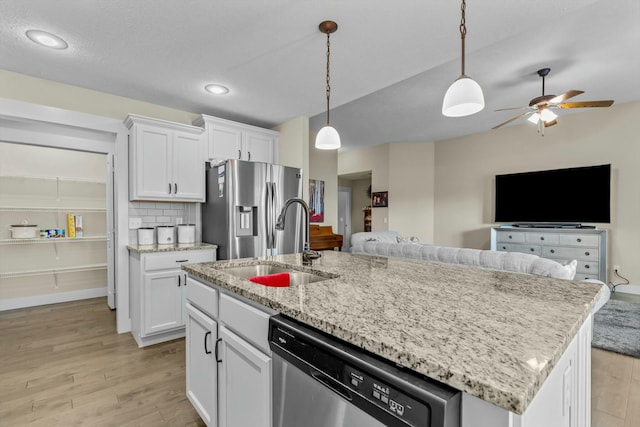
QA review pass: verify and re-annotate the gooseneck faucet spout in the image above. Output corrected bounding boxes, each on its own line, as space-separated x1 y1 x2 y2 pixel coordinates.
276 198 320 265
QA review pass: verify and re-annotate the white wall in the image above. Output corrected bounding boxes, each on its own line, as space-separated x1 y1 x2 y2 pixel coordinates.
434 101 640 285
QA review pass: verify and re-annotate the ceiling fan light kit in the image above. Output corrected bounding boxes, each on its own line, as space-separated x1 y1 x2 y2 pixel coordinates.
493 67 614 135
442 0 485 117
315 20 341 150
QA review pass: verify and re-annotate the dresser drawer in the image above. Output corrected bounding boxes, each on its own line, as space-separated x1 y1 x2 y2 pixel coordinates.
524 233 560 244
573 272 600 282
144 250 215 271
496 243 542 256
575 261 599 275
543 246 599 261
495 231 525 243
558 234 599 247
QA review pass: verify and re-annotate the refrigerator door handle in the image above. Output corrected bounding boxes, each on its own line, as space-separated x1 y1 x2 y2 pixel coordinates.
270 181 277 250
265 182 273 249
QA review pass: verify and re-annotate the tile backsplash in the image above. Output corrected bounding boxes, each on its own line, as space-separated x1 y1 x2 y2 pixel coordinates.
128 201 199 244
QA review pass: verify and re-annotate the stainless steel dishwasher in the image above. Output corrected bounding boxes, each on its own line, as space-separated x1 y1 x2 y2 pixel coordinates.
269 315 461 427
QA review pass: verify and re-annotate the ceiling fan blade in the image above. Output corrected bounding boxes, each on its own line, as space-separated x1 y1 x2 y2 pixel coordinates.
492 112 532 130
549 90 584 104
557 100 614 109
495 106 529 112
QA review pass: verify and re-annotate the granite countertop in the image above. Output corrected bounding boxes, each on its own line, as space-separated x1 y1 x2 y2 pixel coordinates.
127 242 217 254
183 251 602 415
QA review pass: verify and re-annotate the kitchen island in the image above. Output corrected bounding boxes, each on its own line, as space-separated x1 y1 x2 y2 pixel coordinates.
183 251 603 425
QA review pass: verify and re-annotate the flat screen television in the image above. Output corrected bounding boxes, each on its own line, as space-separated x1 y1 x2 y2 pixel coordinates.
495 164 611 225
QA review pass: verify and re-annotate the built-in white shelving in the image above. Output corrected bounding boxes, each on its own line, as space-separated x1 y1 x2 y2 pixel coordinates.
0 236 107 245
0 264 108 279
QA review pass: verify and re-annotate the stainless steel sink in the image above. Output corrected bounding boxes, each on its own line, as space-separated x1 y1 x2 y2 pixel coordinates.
218 263 335 285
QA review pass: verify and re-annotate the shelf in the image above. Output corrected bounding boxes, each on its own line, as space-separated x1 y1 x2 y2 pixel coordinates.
0 206 106 212
0 175 105 185
0 236 108 245
0 264 108 279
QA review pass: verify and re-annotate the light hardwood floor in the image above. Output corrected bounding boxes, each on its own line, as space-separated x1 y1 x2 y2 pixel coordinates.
0 298 205 427
1 297 638 426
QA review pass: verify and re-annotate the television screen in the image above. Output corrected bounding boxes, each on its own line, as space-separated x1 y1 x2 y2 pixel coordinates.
495 164 611 224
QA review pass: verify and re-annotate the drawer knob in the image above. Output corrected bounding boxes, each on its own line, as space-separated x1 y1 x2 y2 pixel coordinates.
577 238 582 243
550 249 555 254
585 251 590 256
502 246 506 250
585 265 590 269
508 235 513 239
530 248 535 252
540 237 544 241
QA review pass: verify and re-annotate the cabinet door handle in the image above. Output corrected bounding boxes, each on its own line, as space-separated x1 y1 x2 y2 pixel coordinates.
178 275 181 287
204 331 212 354
238 149 242 159
183 274 187 286
168 183 172 194
175 259 189 263
248 151 251 161
215 338 222 363
174 183 177 194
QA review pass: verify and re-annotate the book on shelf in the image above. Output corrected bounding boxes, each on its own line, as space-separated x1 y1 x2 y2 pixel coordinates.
67 213 76 238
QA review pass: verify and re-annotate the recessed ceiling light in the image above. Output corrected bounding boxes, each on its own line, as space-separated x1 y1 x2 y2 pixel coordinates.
26 29 68 49
205 84 229 95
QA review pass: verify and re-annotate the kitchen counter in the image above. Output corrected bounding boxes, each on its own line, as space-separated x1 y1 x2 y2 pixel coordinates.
182 251 602 415
127 242 217 254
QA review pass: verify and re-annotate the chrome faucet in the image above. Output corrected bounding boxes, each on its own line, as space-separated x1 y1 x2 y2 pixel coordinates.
276 198 320 265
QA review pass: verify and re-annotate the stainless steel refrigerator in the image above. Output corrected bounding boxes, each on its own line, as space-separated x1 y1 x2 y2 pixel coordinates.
202 159 304 260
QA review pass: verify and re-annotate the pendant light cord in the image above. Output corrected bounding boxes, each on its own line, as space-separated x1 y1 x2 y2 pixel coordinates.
460 0 467 76
325 31 331 125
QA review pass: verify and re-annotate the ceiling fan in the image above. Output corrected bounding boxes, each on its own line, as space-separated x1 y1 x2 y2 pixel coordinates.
492 67 614 135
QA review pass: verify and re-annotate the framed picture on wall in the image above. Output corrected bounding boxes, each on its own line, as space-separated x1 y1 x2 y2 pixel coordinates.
309 179 325 222
371 191 388 208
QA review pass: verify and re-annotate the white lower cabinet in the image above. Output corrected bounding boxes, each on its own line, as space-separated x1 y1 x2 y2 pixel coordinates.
185 276 274 427
129 249 215 347
186 302 218 427
218 325 271 427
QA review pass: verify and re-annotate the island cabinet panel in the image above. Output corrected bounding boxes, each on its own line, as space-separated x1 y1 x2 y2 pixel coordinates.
193 114 278 164
126 114 205 202
129 248 215 347
491 227 607 282
461 315 591 427
218 325 271 427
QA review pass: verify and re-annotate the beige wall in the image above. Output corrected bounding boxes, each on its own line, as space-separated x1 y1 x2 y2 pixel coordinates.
434 101 640 284
273 116 310 201
389 142 435 243
308 131 338 228
0 70 198 124
338 144 390 233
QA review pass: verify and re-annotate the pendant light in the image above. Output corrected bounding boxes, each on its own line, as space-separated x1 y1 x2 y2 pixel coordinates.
315 20 341 150
442 0 485 117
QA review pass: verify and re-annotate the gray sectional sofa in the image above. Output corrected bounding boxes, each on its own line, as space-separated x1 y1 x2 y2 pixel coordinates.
350 231 610 313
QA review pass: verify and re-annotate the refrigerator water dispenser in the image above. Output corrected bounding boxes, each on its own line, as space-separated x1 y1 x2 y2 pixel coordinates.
235 206 257 236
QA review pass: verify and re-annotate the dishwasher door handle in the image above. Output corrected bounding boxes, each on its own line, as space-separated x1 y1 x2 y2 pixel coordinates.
310 369 353 401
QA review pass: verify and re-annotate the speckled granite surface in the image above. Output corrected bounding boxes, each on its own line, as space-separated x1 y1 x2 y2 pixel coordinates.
183 251 602 415
127 242 217 254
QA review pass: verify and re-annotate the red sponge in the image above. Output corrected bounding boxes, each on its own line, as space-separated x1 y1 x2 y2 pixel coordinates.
248 272 290 287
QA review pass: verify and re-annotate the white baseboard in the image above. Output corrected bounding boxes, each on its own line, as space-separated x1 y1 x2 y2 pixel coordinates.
612 284 640 296
0 287 108 311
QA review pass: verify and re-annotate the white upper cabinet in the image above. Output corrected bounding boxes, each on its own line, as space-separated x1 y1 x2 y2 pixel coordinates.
193 115 278 164
126 114 205 201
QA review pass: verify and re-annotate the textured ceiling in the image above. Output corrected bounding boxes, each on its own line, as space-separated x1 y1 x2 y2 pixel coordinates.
1 0 638 150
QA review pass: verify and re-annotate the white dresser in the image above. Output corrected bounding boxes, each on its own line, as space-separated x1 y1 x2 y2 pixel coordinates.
490 227 607 282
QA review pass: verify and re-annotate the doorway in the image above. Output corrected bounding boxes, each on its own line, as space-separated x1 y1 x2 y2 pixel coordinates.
0 142 115 311
337 171 372 250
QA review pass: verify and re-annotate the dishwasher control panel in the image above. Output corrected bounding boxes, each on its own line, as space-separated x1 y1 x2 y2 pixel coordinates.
345 365 430 425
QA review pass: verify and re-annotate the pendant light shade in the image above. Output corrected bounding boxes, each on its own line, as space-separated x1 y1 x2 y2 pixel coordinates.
442 0 484 117
442 75 484 117
315 20 341 150
315 125 341 150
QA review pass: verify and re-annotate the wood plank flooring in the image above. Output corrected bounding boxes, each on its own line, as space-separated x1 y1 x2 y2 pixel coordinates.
0 298 205 427
1 297 638 426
